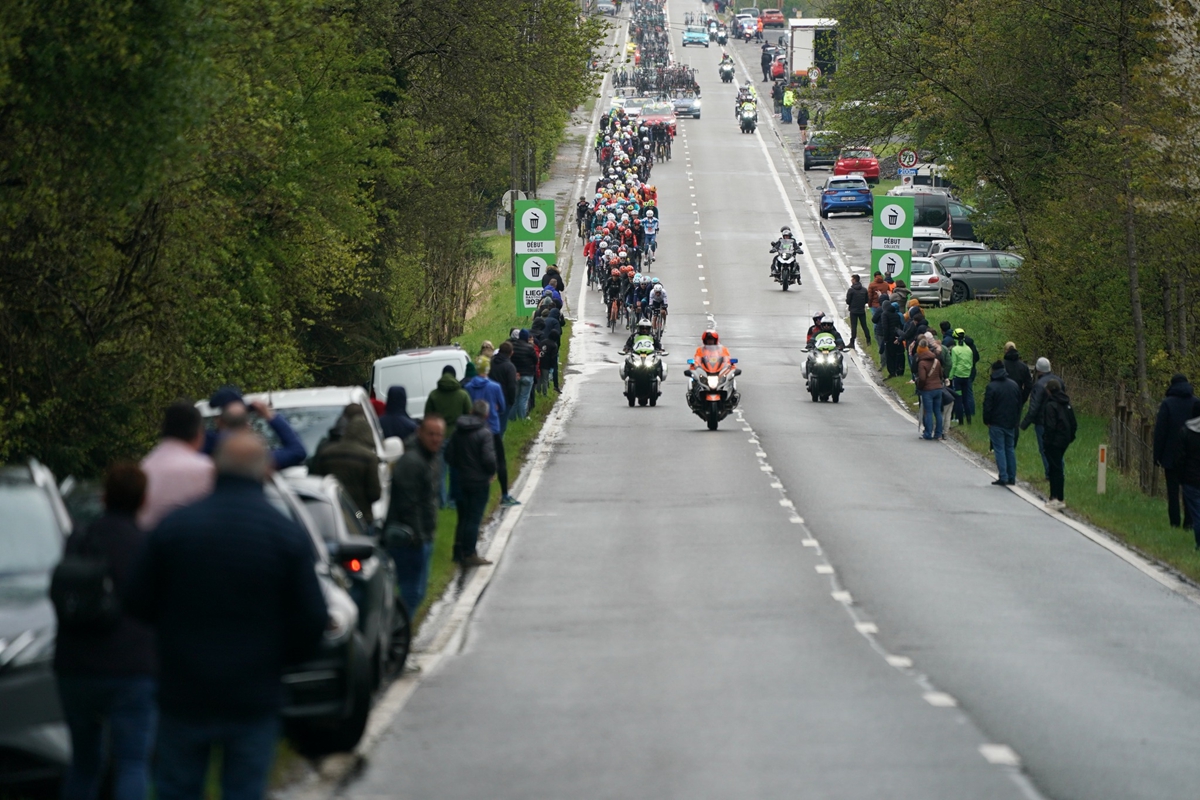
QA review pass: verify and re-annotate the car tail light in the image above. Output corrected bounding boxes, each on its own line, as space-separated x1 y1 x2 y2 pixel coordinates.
857 189 871 195
805 145 816 151
824 190 836 196
928 276 939 283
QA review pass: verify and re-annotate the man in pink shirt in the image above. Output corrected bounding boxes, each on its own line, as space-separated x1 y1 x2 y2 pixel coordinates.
138 402 216 530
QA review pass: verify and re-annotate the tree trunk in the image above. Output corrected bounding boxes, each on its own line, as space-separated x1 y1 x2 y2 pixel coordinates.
1119 0 1150 409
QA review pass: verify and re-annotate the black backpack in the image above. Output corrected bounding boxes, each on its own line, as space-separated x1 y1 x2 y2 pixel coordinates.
50 528 121 634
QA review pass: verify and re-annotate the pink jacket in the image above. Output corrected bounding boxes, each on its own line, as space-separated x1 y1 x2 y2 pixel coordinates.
138 439 215 530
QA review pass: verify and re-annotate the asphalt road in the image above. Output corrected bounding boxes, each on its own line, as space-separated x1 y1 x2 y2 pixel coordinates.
338 6 1200 799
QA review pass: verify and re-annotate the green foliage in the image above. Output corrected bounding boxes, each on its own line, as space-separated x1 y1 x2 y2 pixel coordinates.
0 0 598 475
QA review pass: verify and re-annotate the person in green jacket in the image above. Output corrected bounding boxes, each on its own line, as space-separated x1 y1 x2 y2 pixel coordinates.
949 329 976 425
424 365 472 507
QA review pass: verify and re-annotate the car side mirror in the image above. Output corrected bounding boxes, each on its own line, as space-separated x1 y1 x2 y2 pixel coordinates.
334 539 376 562
382 436 404 462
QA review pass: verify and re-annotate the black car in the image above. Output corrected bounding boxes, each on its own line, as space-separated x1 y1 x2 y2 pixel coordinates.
263 475 373 756
287 475 409 686
948 198 978 242
934 250 1024 303
0 462 72 786
803 132 840 170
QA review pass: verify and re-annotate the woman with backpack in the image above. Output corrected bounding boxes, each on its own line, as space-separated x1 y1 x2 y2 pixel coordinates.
1041 379 1078 510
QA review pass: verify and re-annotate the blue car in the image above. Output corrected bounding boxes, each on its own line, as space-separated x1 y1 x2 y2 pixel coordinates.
682 26 709 47
819 176 874 218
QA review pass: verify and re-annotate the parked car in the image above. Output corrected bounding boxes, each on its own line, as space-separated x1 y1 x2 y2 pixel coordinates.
908 257 954 307
912 225 952 257
197 386 403 524
770 54 787 79
886 187 953 236
819 176 873 218
682 26 709 47
372 346 471 418
738 6 761 17
927 239 986 256
0 461 71 787
671 93 702 119
264 474 371 756
948 198 978 241
594 0 617 14
733 14 755 36
287 475 408 686
833 147 880 184
934 250 1024 303
761 8 786 26
802 131 840 170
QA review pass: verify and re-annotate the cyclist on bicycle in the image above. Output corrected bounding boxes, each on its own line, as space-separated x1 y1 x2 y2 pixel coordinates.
604 268 623 311
649 281 668 330
641 210 659 258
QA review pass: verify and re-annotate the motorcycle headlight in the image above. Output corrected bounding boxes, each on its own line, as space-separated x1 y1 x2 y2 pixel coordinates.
707 375 720 389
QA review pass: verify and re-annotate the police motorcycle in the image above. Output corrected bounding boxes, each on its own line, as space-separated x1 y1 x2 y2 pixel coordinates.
719 60 734 83
804 329 847 403
739 102 758 133
620 323 667 407
770 232 802 291
684 341 741 430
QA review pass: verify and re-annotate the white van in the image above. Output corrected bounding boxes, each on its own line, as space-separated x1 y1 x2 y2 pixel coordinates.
372 345 471 418
911 225 952 257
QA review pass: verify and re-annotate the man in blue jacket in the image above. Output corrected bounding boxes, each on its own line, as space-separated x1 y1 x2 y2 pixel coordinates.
203 385 307 469
1154 374 1198 528
463 357 517 507
126 433 328 800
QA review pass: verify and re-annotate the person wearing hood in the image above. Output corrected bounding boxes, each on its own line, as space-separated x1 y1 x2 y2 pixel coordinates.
463 358 517 507
310 407 382 524
1021 358 1065 480
881 301 905 378
1041 379 1077 510
983 360 1021 486
1172 403 1200 549
490 342 519 422
204 385 307 470
424 366 472 508
1154 374 1199 528
1001 343 1033 443
379 386 417 441
446 400 497 566
867 272 889 308
544 307 563 348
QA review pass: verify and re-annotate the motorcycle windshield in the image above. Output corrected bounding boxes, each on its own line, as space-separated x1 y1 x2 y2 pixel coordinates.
779 241 795 254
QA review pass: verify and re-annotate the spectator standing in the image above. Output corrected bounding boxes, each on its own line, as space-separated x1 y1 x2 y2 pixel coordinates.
424 365 472 508
204 386 307 469
537 334 560 397
54 463 157 800
379 386 417 441
126 433 328 800
139 402 215 531
867 272 889 308
781 87 794 124
760 43 772 82
1021 357 1064 480
983 360 1021 486
916 341 946 440
446 400 497 566
871 291 889 357
882 300 906 378
890 279 910 306
1041 379 1078 510
1154 373 1198 528
771 79 784 114
845 274 870 349
465 356 518 507
949 329 975 425
509 330 539 421
796 105 810 140
310 408 382 524
385 416 444 615
491 342 519 420
1173 405 1200 549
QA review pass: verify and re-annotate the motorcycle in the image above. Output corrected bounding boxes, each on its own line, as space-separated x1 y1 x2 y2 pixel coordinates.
803 333 846 403
717 29 728 45
719 63 734 83
619 337 667 407
739 106 757 133
770 239 801 291
685 351 741 430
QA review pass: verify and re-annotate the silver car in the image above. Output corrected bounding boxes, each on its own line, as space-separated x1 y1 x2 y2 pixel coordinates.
908 257 954 307
934 250 1024 303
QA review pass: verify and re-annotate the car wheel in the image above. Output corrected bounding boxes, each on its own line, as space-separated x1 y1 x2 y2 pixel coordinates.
819 207 828 219
951 281 970 304
803 162 810 171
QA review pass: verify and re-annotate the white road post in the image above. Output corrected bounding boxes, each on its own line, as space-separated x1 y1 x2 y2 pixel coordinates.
1098 444 1108 494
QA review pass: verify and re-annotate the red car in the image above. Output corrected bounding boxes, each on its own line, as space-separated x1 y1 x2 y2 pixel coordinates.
761 8 786 27
770 54 787 79
833 147 880 184
640 101 678 137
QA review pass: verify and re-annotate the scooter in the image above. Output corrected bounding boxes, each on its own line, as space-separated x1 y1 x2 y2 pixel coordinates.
685 353 741 430
619 338 667 407
803 334 846 403
740 106 757 133
719 63 734 83
770 240 802 291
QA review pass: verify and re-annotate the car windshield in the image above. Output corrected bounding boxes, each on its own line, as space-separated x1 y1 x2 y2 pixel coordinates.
910 261 933 275
642 103 673 115
256 406 345 456
829 180 865 190
842 149 873 159
624 98 649 111
0 479 62 575
686 26 705 33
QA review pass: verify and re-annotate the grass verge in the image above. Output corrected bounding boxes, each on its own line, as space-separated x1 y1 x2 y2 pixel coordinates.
854 299 1200 583
418 234 571 622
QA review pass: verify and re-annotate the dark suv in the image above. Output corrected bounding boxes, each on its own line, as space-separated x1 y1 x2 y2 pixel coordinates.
0 461 72 787
803 132 840 170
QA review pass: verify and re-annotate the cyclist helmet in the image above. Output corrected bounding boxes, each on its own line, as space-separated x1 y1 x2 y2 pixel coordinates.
702 329 720 345
645 209 655 217
610 268 620 277
650 276 660 284
621 264 635 275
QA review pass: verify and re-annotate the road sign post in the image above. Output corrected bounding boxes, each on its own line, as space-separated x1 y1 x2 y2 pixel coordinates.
513 199 556 317
871 196 914 287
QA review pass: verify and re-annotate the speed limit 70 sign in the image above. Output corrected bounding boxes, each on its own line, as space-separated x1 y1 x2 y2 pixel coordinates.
897 148 919 169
